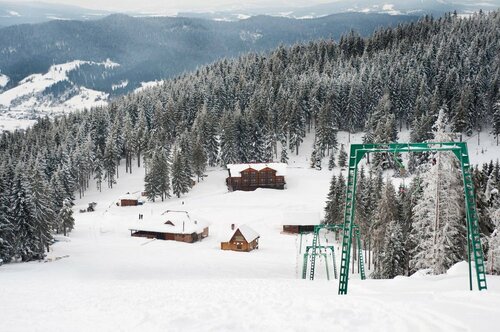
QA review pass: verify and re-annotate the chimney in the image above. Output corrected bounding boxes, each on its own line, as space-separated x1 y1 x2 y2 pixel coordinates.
231 224 235 230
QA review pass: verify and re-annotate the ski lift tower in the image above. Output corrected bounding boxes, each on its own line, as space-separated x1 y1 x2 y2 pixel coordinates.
338 142 488 295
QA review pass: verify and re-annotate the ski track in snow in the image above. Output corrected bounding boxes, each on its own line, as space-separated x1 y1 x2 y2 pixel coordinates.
1 132 500 331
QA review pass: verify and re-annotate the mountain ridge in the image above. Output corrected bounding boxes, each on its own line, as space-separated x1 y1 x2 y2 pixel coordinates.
0 12 418 116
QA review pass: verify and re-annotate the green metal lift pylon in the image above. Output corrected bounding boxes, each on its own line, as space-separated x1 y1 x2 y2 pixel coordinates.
306 224 366 281
338 142 488 295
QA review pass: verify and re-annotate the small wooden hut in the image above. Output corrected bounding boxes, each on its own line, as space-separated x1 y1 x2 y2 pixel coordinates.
282 211 320 234
129 211 209 243
221 225 260 252
225 163 286 191
119 193 140 207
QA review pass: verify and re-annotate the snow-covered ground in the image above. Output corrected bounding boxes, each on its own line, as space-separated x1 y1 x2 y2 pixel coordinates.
0 73 9 89
0 60 117 126
0 116 37 132
134 80 164 93
1 132 500 331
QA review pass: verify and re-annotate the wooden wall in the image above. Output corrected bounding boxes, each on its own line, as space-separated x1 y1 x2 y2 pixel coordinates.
226 167 285 191
221 238 259 252
120 199 138 206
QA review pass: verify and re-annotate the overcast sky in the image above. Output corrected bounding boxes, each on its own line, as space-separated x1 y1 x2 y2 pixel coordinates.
14 0 336 14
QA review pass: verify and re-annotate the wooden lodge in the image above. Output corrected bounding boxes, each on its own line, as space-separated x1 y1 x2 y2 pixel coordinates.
221 225 260 252
119 193 141 207
226 163 286 191
282 211 320 234
129 211 209 243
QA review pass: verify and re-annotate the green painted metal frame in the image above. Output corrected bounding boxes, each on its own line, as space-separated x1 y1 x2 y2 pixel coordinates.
302 245 337 280
306 224 366 281
338 142 488 295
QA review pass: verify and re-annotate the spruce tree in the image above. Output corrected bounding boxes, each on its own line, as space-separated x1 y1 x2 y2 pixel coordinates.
328 153 336 171
280 141 288 164
338 144 347 168
144 141 171 202
371 180 399 277
28 161 56 255
411 110 466 274
171 149 190 198
191 138 207 182
59 198 74 236
377 220 405 279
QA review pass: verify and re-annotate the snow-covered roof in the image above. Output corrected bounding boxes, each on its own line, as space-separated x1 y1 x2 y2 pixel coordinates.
119 192 141 200
282 211 321 226
129 211 208 234
232 224 260 242
226 163 287 176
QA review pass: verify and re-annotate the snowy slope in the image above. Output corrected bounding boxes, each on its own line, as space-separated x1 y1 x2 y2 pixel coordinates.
1 131 500 331
0 73 8 89
0 60 118 113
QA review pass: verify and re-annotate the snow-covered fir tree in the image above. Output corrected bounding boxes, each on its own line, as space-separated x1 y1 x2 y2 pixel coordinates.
171 148 191 198
410 110 466 274
338 144 347 168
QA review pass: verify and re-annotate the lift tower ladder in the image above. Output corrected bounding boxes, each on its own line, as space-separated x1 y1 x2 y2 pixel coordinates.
354 226 366 280
460 149 488 290
338 142 487 295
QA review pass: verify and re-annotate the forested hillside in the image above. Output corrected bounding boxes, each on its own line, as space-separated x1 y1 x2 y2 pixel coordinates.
0 12 416 95
0 11 499 268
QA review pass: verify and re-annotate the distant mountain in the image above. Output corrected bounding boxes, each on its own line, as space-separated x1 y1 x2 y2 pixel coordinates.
0 1 110 27
0 12 418 114
180 0 499 20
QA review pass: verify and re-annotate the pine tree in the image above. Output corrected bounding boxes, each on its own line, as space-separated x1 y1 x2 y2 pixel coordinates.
493 100 500 146
324 174 337 224
316 103 337 155
219 111 238 166
411 110 466 274
377 220 405 279
371 180 399 277
328 153 336 170
191 137 207 182
144 140 171 202
0 164 14 262
134 107 148 167
10 164 45 261
280 141 288 164
338 144 347 168
324 172 346 225
93 149 104 192
288 100 305 155
171 149 190 198
28 162 56 254
59 198 74 236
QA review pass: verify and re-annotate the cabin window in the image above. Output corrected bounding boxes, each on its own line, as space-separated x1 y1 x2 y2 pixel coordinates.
249 172 257 185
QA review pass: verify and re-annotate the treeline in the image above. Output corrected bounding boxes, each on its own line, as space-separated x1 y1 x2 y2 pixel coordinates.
325 112 500 277
0 11 499 263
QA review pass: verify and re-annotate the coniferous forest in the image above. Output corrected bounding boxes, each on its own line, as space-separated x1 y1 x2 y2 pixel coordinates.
1 11 500 277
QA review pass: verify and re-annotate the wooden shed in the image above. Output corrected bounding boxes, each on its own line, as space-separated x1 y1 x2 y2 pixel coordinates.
119 193 140 207
129 211 209 243
282 211 320 234
226 163 286 191
221 225 260 252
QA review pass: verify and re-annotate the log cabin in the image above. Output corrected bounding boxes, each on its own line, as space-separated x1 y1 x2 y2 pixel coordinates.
119 192 141 206
129 211 209 243
282 211 320 234
221 225 260 252
225 163 286 191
